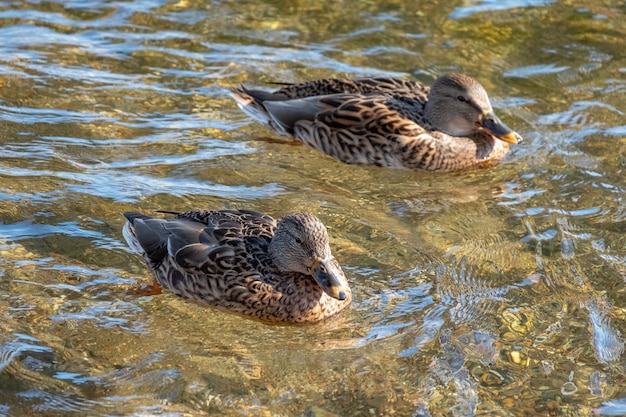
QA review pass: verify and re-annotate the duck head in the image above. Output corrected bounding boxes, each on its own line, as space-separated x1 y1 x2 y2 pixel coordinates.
425 73 522 144
269 212 349 301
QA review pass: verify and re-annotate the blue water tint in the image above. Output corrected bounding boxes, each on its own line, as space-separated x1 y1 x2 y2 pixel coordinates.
538 101 624 127
0 104 121 124
525 207 545 216
358 321 416 346
504 64 570 78
521 228 557 242
36 0 115 11
50 300 149 334
110 113 240 130
53 371 88 382
0 336 53 375
67 173 285 202
12 333 43 343
161 9 209 25
27 63 160 87
449 0 556 19
0 24 129 61
18 390 102 413
330 25 387 41
358 46 418 57
0 64 43 79
38 132 248 149
605 125 626 136
0 219 119 245
0 166 284 202
398 305 446 358
372 13 404 23
493 96 537 108
498 184 547 206
594 398 626 416
381 284 433 319
586 299 624 363
204 43 407 78
550 207 602 217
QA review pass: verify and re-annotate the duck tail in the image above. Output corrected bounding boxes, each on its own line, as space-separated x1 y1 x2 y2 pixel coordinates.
122 212 150 255
230 85 272 125
230 85 294 136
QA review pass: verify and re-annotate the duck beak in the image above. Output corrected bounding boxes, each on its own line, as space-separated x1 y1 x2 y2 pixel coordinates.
310 256 348 301
481 111 523 144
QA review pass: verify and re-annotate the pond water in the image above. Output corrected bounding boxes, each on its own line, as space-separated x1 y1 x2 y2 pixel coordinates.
1 0 625 415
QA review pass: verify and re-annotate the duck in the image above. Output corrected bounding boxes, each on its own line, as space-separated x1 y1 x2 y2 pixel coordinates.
231 73 522 172
122 209 351 323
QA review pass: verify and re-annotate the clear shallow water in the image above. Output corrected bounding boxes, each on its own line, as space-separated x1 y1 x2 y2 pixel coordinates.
0 0 625 415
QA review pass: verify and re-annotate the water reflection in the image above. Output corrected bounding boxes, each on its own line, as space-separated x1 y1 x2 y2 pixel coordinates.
449 0 558 20
1 0 625 415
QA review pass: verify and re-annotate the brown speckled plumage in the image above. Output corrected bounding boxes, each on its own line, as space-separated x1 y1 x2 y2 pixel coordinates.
231 73 522 172
123 210 351 323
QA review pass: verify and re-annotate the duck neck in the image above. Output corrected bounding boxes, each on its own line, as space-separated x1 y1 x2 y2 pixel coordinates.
267 239 287 272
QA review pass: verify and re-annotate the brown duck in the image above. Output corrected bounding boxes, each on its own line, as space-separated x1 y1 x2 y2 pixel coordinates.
123 210 351 323
231 73 522 172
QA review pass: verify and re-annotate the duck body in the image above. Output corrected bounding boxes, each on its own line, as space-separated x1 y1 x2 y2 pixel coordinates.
123 210 351 323
231 74 522 172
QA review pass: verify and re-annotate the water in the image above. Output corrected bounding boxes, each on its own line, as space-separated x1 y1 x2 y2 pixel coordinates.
1 0 625 415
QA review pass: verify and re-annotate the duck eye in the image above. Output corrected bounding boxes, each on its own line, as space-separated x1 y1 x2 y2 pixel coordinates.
457 95 467 102
295 237 302 244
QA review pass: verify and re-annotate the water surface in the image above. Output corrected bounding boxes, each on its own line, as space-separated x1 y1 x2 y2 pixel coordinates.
1 0 625 415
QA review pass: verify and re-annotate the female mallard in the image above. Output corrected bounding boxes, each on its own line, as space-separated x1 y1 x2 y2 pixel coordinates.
122 210 351 323
231 73 522 172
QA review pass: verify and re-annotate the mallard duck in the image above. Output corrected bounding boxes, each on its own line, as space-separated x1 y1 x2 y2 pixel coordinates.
122 210 351 323
231 73 522 172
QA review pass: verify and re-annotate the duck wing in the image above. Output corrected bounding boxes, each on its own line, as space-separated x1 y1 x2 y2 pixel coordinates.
231 77 428 135
268 77 427 98
263 94 438 167
124 210 276 276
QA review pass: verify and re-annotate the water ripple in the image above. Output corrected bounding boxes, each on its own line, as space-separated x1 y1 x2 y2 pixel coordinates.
0 220 120 247
504 64 570 78
0 166 284 202
586 299 624 363
0 105 119 124
50 300 148 334
538 101 624 127
18 389 103 413
0 0 625 415
449 0 556 19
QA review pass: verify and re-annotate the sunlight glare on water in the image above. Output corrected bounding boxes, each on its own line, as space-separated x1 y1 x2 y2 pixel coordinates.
0 0 625 415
